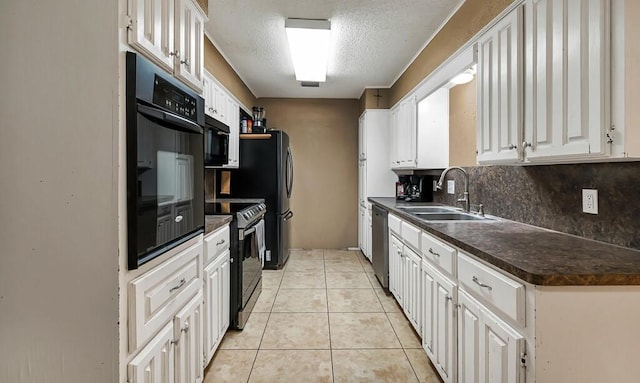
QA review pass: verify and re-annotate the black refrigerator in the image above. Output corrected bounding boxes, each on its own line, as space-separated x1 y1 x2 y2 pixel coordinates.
224 131 293 269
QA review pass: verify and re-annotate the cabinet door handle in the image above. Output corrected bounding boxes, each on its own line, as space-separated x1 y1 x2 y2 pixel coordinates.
169 278 186 293
180 58 190 66
428 248 440 257
216 239 226 246
181 323 190 334
472 276 493 291
170 50 180 58
522 141 532 149
508 144 517 150
445 296 453 302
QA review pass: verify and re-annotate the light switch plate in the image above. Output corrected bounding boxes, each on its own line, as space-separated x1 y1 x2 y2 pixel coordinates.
447 180 455 194
582 189 598 214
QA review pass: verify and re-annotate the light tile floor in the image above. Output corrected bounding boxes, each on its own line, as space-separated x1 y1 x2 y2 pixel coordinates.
204 249 442 383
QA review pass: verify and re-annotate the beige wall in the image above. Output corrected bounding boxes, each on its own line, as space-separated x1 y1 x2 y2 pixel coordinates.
257 98 360 249
449 78 478 166
358 88 391 114
204 37 257 109
390 0 515 106
0 1 120 381
195 0 207 15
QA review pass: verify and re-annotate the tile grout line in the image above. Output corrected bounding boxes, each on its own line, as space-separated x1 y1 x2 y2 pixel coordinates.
322 249 338 383
246 261 285 382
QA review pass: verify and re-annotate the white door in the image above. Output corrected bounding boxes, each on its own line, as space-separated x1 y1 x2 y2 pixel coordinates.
225 99 240 168
203 74 215 117
432 266 456 383
457 289 481 383
203 260 221 363
128 322 175 383
476 6 524 164
421 260 436 360
524 0 610 162
174 0 204 92
389 234 403 304
478 307 525 383
174 291 204 383
219 252 231 335
390 107 400 167
128 0 175 72
404 247 421 332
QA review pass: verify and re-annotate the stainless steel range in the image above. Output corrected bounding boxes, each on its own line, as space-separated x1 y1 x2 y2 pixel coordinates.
206 201 266 329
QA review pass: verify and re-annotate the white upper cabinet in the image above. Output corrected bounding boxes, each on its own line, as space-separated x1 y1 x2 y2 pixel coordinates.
390 95 418 168
129 0 175 72
203 70 241 168
417 87 450 168
523 0 610 162
174 0 205 92
128 0 205 92
476 6 524 164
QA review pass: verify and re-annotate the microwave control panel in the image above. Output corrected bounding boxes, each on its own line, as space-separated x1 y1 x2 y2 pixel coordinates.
153 75 198 121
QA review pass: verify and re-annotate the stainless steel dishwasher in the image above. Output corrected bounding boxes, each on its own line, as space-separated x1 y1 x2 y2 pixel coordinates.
371 204 389 289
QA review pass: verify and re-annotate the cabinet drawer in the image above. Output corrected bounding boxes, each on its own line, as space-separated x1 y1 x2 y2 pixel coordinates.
457 252 525 326
421 232 456 277
204 225 230 265
389 214 402 235
401 221 421 252
129 239 203 352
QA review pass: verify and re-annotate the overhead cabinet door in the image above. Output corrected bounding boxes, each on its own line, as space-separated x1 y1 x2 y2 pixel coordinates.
476 6 523 164
129 0 175 72
524 0 610 162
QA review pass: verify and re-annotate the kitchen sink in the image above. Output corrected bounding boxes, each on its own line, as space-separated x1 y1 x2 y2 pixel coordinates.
398 206 460 213
413 212 495 221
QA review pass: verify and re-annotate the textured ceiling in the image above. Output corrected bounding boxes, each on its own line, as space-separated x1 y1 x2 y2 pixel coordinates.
205 0 464 99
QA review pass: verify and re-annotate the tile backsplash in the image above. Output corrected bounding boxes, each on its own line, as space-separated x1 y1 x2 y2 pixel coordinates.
432 162 640 250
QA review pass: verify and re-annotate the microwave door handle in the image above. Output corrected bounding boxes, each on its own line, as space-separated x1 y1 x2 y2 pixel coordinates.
138 104 202 134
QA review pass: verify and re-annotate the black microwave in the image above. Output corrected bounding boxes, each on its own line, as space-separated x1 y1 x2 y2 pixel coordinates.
204 115 230 166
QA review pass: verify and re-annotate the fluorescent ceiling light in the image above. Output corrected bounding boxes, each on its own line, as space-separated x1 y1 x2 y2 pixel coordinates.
285 18 331 83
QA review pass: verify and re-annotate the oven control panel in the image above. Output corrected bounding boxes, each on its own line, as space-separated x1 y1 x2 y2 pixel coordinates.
153 75 198 121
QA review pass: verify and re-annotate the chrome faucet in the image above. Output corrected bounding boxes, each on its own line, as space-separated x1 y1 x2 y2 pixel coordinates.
436 166 470 212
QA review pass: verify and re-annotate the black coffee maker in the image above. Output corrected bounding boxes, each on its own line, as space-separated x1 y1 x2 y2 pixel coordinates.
397 175 433 202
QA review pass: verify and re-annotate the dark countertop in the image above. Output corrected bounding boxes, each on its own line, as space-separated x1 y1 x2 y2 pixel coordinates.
205 215 233 236
369 197 640 286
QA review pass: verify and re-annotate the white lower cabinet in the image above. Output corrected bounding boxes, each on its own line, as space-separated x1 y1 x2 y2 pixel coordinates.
126 238 205 383
387 213 528 383
458 289 524 383
203 225 231 365
404 245 421 333
457 289 481 383
128 322 175 383
389 233 403 305
423 260 456 383
174 291 204 383
203 250 230 363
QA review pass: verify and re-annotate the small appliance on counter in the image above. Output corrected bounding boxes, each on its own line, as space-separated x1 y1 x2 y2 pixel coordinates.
396 175 433 202
252 106 266 133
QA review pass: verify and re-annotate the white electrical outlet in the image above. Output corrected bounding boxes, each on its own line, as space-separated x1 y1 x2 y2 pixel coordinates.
582 189 598 214
447 180 455 194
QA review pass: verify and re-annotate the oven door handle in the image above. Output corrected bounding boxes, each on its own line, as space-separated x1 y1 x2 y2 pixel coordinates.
243 226 257 236
138 104 203 134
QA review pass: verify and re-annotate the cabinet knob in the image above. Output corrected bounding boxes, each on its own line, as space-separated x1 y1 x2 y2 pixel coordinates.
180 58 190 66
170 50 180 58
508 144 517 150
522 141 532 149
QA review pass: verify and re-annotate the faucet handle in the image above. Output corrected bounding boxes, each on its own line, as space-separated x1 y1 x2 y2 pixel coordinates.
470 203 485 216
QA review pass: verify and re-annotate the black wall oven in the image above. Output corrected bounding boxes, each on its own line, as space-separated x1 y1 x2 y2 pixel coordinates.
126 52 205 269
